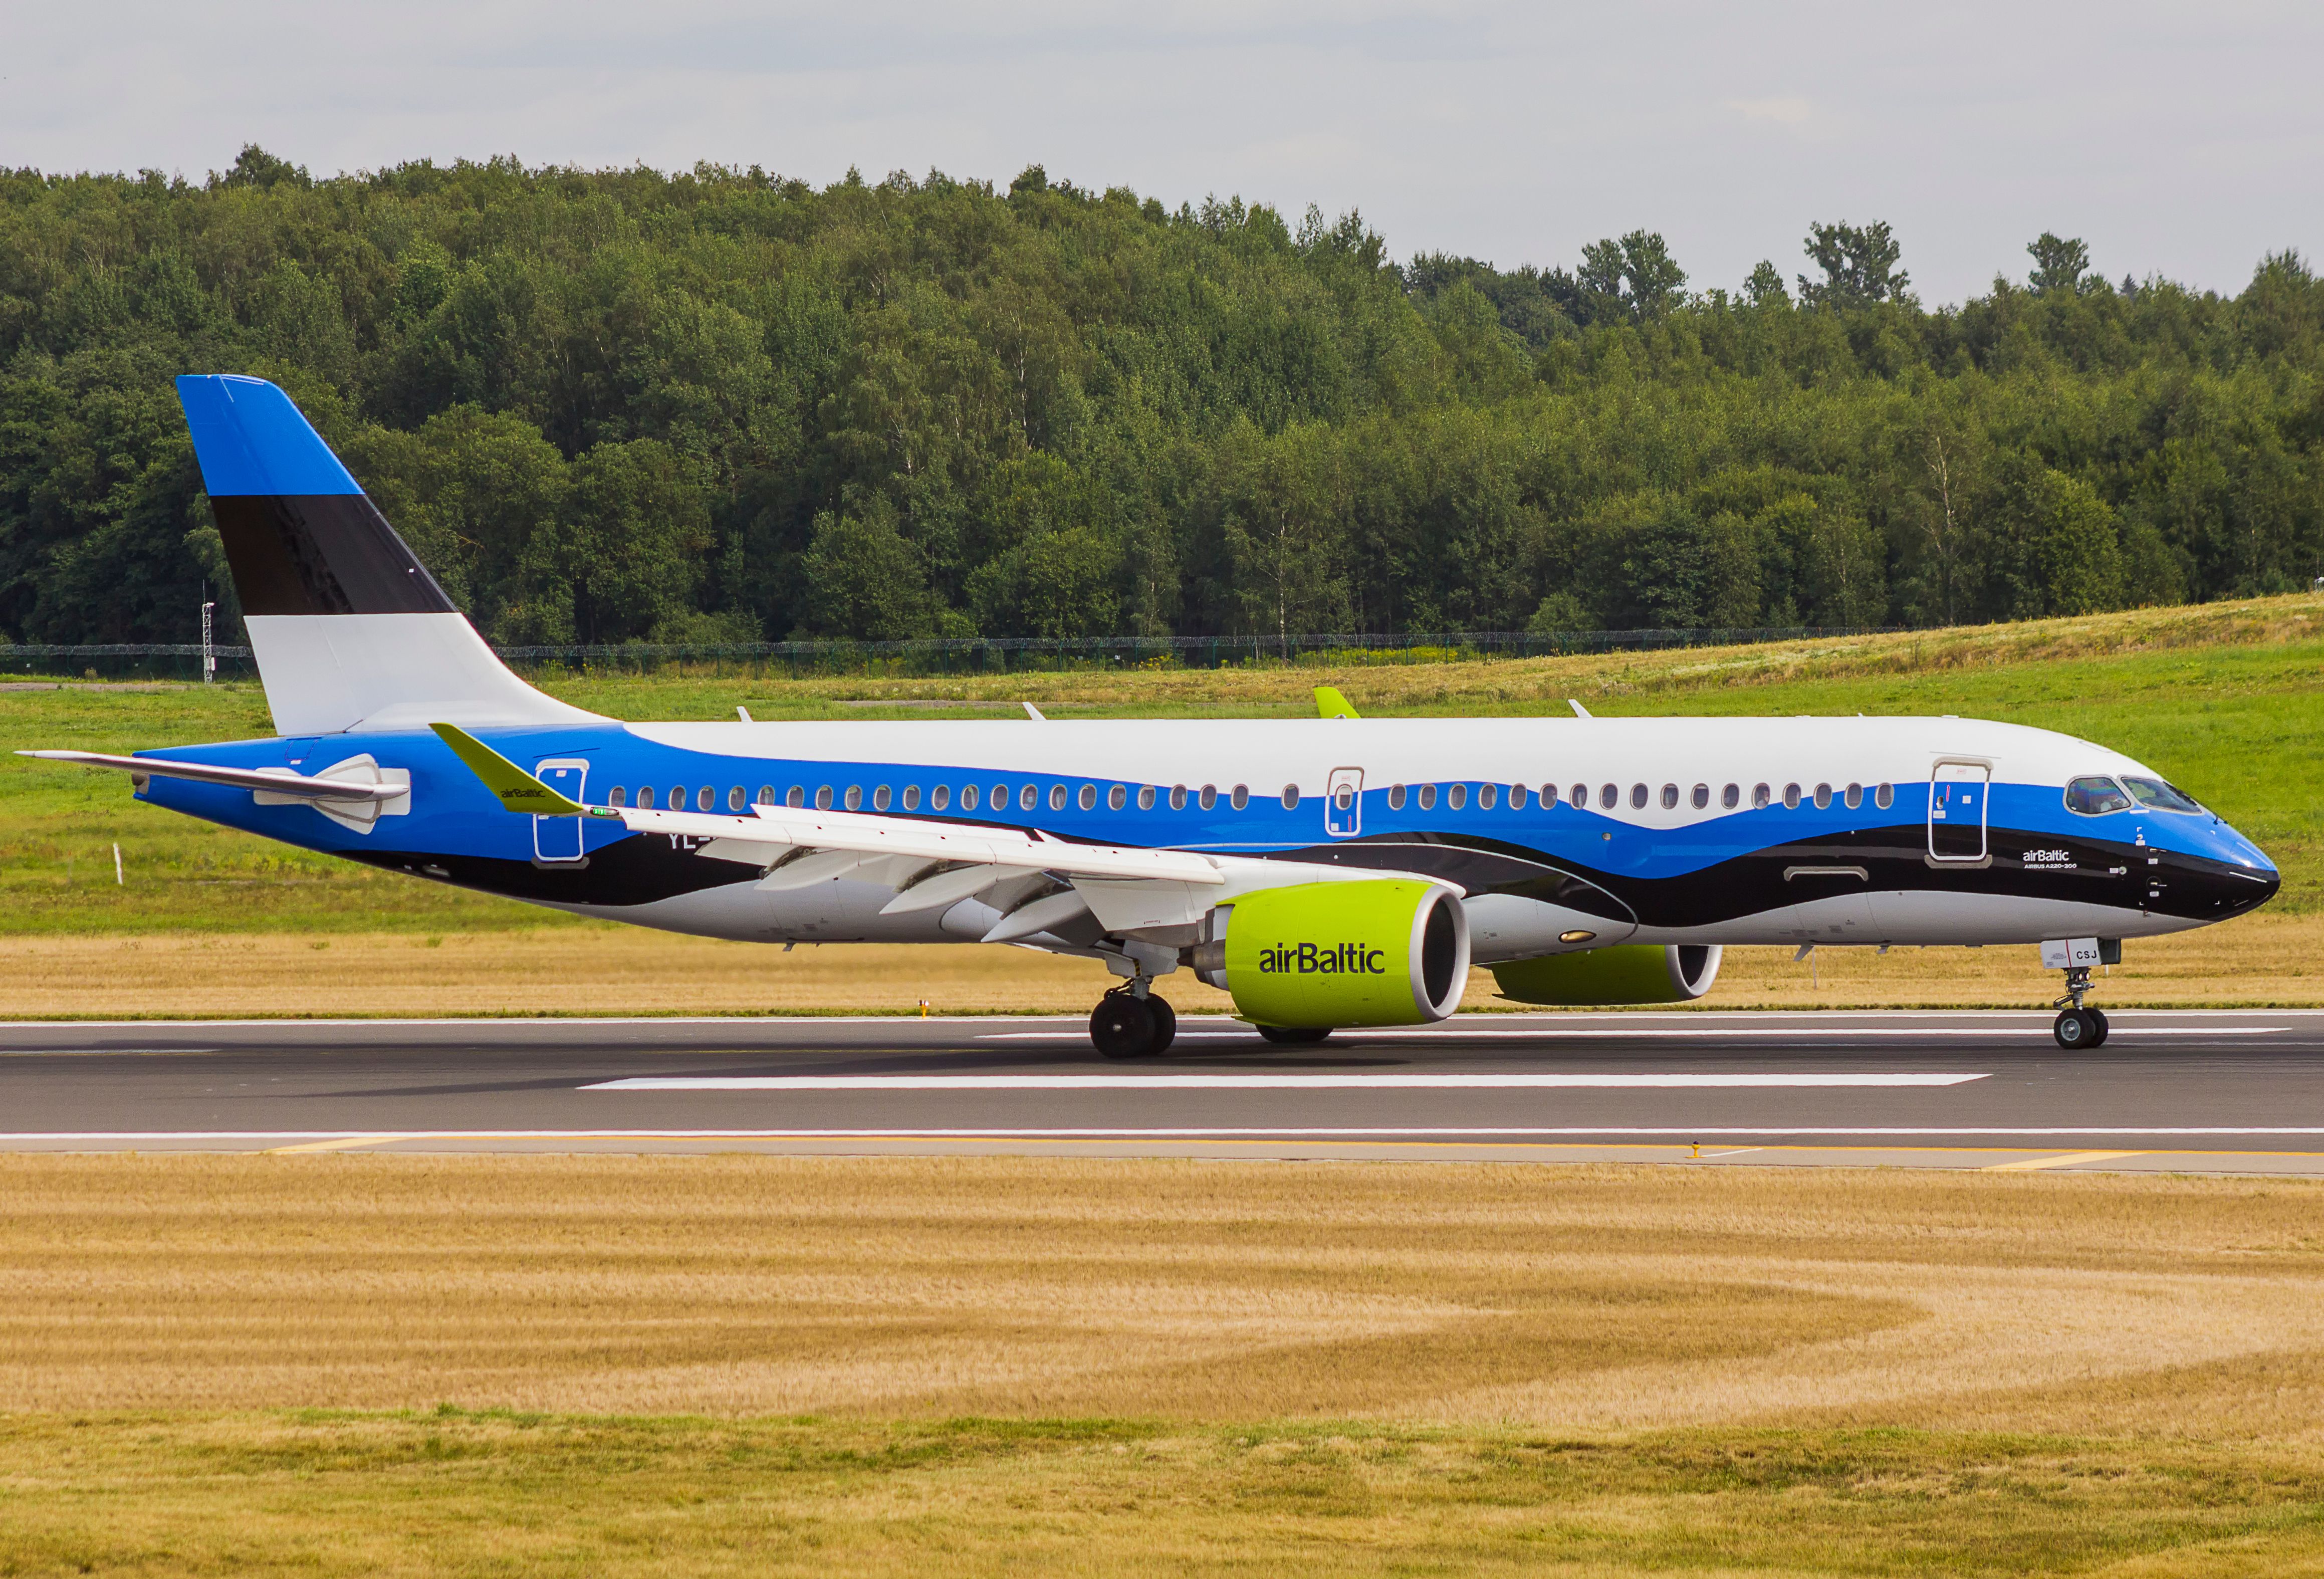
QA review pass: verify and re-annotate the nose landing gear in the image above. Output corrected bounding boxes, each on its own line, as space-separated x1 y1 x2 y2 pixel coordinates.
2052 965 2110 1049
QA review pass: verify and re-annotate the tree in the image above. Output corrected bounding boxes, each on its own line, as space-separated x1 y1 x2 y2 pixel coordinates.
1798 221 1911 310
2027 233 2092 295
795 501 940 639
1577 232 1688 325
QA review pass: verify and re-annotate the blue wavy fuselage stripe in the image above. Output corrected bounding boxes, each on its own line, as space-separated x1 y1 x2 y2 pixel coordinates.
133 726 2280 927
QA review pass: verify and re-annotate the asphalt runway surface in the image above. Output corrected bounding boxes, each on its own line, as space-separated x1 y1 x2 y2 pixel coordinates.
6 1009 2324 1174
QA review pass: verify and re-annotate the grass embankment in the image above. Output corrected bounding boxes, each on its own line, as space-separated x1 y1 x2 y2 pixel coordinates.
2 595 2318 1011
6 1154 2324 1571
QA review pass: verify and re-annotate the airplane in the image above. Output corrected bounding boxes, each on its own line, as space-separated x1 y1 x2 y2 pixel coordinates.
22 376 2281 1053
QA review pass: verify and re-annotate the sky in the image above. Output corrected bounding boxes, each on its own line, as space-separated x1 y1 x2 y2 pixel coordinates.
7 0 2321 305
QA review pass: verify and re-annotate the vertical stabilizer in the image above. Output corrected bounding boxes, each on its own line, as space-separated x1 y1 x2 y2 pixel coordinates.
177 375 600 735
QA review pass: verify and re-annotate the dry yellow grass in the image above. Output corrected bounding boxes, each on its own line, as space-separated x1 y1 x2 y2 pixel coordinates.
0 1153 2318 1433
8 1155 2324 1572
4 909 2317 1017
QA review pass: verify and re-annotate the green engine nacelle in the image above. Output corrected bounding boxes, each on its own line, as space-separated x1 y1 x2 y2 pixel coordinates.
1491 944 1723 1005
1193 879 1471 1028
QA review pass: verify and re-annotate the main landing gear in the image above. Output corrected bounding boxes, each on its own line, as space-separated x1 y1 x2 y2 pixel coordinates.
1091 986 1177 1058
2052 965 2110 1049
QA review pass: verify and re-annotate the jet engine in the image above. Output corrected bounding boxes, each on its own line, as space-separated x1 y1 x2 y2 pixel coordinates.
1191 880 1470 1028
1490 944 1723 1005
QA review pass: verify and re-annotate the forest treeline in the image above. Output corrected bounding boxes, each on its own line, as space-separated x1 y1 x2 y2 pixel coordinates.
2 145 2319 648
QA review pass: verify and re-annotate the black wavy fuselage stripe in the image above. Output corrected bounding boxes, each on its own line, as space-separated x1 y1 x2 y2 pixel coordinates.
342 822 2276 927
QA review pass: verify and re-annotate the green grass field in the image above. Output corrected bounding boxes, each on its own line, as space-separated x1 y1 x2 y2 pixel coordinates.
5 595 2318 935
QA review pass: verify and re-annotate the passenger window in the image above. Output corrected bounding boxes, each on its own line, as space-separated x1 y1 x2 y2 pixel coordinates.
1721 784 1739 809
1170 785 1188 810
1599 784 1618 809
637 786 655 809
1448 784 1468 810
1509 784 1527 809
1016 784 1033 811
1569 784 1586 808
844 786 862 811
694 787 712 812
1418 784 1437 811
2122 775 2202 813
1782 783 1801 809
1478 784 1498 810
670 786 687 810
1199 785 1218 810
814 786 832 810
1629 783 1648 809
873 786 891 812
1691 784 1709 810
757 786 775 806
729 786 746 811
1077 784 1097 810
786 786 804 808
934 784 953 810
609 786 627 807
1046 784 1064 811
959 785 978 810
1752 783 1771 808
1109 785 1128 810
1281 784 1299 810
2066 775 2136 815
1387 784 1407 810
1136 785 1154 810
1661 784 1679 810
1875 783 1893 809
902 785 921 811
1844 782 1862 809
1539 784 1558 807
1231 784 1249 810
1813 783 1831 810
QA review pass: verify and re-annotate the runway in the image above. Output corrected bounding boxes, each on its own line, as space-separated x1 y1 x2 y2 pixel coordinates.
6 1009 2324 1173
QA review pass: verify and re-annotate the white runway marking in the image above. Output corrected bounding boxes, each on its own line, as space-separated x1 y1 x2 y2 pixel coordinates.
582 1072 1992 1091
980 1027 2291 1041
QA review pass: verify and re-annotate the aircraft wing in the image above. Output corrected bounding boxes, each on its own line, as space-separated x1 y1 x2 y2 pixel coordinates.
428 723 1458 946
614 801 1227 886
429 721 1224 888
16 749 405 802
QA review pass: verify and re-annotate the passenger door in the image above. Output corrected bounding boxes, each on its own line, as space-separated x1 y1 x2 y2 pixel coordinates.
1927 760 1989 863
533 758 588 862
1324 766 1363 838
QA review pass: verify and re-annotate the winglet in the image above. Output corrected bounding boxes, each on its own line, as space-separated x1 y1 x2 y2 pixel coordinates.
428 723 586 815
1314 686 1360 720
1023 702 1046 721
1569 699 1593 719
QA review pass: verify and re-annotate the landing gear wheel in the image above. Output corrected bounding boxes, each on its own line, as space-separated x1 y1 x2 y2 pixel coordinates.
1091 994 1158 1058
1256 1025 1332 1046
1145 995 1177 1056
2053 1007 2101 1049
2087 1008 2109 1047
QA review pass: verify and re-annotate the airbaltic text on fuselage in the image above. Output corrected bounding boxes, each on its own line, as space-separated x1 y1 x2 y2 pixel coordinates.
1258 942 1388 975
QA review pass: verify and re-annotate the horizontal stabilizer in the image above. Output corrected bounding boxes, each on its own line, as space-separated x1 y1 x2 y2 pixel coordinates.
16 750 403 802
428 723 587 815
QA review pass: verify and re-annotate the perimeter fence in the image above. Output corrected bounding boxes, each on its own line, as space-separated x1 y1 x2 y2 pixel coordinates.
2 626 1900 685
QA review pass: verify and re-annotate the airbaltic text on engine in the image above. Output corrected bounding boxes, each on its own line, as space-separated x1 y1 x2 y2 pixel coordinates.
1259 942 1387 975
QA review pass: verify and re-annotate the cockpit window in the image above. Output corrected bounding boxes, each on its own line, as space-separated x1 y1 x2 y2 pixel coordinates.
2065 776 2134 815
2122 775 2203 814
